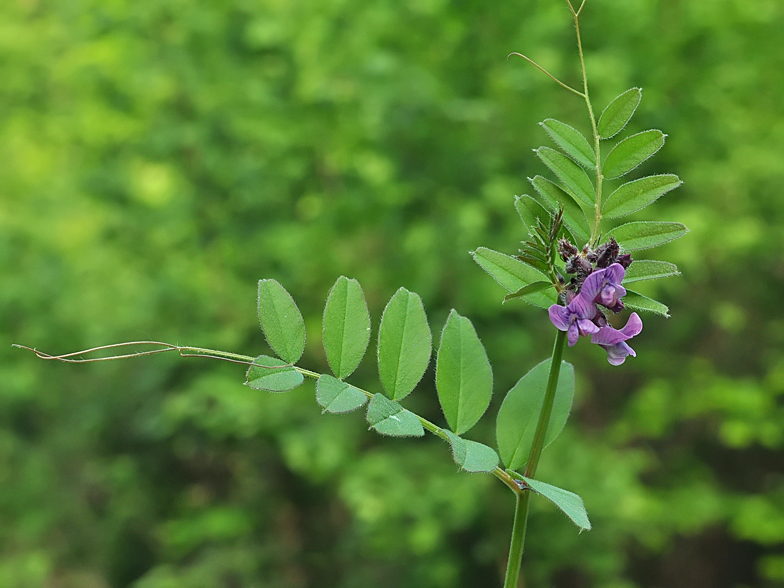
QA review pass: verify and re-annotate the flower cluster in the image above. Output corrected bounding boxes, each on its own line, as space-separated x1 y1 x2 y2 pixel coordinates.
548 241 642 365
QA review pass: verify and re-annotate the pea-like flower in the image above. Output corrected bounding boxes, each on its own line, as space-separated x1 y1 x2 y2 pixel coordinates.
548 291 600 347
591 312 643 365
580 263 626 313
548 259 643 364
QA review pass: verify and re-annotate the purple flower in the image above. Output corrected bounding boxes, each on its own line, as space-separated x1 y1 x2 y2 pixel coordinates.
581 263 626 313
548 292 599 347
591 312 643 365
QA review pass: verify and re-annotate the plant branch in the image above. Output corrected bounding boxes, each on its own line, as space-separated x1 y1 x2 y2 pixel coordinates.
15 340 516 489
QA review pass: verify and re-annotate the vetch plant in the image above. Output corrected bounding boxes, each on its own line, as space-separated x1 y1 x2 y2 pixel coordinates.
15 1 687 586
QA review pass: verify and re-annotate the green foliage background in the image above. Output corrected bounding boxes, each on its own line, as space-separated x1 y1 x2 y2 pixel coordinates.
2 0 783 586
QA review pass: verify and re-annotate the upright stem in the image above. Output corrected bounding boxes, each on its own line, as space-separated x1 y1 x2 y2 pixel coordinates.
503 490 531 588
502 329 567 588
571 7 603 244
524 329 567 479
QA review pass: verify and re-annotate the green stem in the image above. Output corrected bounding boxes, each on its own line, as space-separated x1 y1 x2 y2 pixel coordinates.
165 346 528 489
293 361 518 490
570 5 603 244
501 329 567 588
503 490 531 588
524 329 567 478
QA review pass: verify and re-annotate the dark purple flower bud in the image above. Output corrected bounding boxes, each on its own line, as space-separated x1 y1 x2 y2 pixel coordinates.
565 255 593 278
580 263 627 313
595 238 620 268
558 238 579 262
617 254 633 269
591 312 643 365
548 292 599 347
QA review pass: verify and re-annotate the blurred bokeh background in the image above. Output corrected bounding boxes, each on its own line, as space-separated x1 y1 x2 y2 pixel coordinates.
2 0 783 586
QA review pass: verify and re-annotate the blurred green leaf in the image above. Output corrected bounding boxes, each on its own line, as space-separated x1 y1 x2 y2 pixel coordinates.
377 287 431 401
496 360 574 470
598 87 642 139
521 476 591 531
624 260 680 283
366 393 424 437
257 279 305 364
436 310 493 435
530 176 591 244
316 374 368 413
471 247 555 308
535 147 595 208
444 431 499 473
246 355 304 392
603 130 666 180
323 276 371 379
540 119 595 169
607 221 689 251
603 174 682 219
